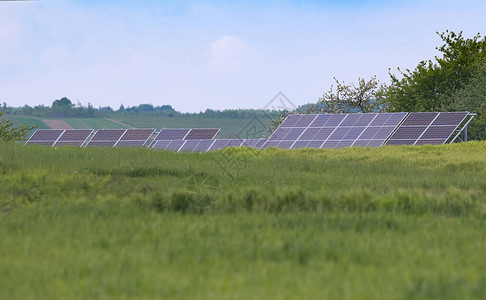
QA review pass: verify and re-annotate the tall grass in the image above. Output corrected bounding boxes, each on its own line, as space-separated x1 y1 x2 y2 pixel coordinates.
1 142 486 299
1 142 485 215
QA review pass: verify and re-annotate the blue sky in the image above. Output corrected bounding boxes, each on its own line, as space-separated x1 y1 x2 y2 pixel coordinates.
1 0 485 112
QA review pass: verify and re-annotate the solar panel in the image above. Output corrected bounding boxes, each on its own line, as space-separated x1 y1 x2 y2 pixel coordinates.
353 112 407 147
115 128 155 147
151 140 171 150
90 129 126 141
179 140 201 152
184 128 219 140
165 140 185 152
153 129 190 141
54 129 93 147
385 112 467 146
266 112 408 150
120 129 155 141
115 141 146 148
54 141 85 147
208 139 230 151
26 129 65 146
87 141 118 147
194 140 215 152
226 139 244 147
241 139 264 148
86 129 127 147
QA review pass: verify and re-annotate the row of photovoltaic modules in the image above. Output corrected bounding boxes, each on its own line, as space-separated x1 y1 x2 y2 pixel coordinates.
26 112 469 150
265 111 469 149
26 128 220 148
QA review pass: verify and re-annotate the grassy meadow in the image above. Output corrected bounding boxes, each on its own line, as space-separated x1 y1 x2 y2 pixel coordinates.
1 142 486 299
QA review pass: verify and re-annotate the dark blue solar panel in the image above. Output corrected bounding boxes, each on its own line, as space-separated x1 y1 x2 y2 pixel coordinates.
307 141 324 148
420 126 456 139
313 128 334 140
299 128 320 140
283 128 305 140
386 140 415 146
208 139 230 151
277 141 294 149
353 140 369 147
280 115 302 127
269 127 291 140
179 140 200 152
241 139 262 147
328 127 350 140
401 112 438 126
336 140 354 148
415 140 445 145
340 114 361 126
373 127 395 139
321 140 339 149
369 114 390 126
354 114 377 126
384 112 407 126
226 139 244 147
389 126 427 140
262 140 280 149
294 115 317 127
343 127 365 140
194 140 214 152
366 140 385 147
431 112 468 126
325 114 347 126
155 129 190 140
166 140 185 151
255 139 267 149
359 127 380 139
309 114 332 127
291 141 309 149
152 140 171 149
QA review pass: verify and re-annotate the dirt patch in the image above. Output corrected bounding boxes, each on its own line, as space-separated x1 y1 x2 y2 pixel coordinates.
42 119 73 129
105 118 133 128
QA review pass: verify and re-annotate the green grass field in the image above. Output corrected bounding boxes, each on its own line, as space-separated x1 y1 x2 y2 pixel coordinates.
1 142 486 299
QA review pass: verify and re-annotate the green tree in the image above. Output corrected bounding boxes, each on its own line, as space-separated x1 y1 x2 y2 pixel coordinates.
269 76 387 131
386 31 486 139
387 31 486 112
0 111 37 142
52 97 74 117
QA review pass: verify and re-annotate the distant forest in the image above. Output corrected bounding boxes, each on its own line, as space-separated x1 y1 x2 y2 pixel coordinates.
1 97 282 120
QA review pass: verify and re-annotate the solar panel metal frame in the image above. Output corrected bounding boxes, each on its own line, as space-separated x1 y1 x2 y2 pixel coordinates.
115 128 155 148
86 129 127 147
54 129 94 147
26 129 66 146
152 128 191 141
184 128 220 140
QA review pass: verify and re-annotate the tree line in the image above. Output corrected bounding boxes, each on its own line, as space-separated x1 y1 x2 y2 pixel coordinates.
2 100 280 120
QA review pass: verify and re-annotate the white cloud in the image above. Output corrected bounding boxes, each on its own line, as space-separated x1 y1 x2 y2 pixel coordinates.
208 36 252 71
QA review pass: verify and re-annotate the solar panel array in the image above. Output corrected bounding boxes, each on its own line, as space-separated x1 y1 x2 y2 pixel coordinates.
25 112 470 150
26 129 94 146
385 112 468 146
262 113 408 149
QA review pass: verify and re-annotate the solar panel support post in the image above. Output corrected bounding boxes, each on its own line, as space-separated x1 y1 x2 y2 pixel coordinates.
450 113 476 144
